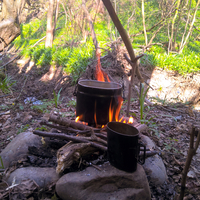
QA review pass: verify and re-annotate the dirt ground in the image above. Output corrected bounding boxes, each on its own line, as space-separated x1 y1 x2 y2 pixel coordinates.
0 47 200 199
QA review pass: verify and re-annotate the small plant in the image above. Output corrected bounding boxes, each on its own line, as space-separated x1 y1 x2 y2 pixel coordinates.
17 124 30 134
67 99 76 108
0 156 4 169
53 88 62 108
164 137 179 153
138 83 150 123
31 99 54 113
35 126 48 131
0 75 16 94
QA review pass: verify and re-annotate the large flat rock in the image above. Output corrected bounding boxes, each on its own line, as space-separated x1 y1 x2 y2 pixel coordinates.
56 162 151 200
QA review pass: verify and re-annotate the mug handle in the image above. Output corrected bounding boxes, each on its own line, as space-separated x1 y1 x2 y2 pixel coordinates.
137 143 146 165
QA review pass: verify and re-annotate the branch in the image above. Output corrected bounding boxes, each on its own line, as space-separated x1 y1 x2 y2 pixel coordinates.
33 130 107 151
49 114 91 131
0 54 20 69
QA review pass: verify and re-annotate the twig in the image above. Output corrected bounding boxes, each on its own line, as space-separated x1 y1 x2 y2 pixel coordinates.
0 94 12 98
49 114 91 131
0 54 20 69
179 127 200 200
0 110 10 116
156 105 186 114
40 120 90 134
33 130 107 151
139 150 158 158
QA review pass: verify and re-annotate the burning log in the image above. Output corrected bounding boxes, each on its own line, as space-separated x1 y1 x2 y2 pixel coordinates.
49 114 91 131
40 120 108 141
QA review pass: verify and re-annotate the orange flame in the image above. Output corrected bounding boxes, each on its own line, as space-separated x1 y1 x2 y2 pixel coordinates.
109 99 114 122
109 96 123 122
75 116 79 122
94 101 97 126
95 52 110 82
115 96 123 121
128 116 134 124
75 115 88 125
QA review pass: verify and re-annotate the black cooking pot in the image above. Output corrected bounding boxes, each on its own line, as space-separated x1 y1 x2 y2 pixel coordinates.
75 79 122 126
107 122 146 172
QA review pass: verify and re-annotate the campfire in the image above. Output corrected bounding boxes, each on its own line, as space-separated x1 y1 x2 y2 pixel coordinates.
75 52 124 127
33 52 151 175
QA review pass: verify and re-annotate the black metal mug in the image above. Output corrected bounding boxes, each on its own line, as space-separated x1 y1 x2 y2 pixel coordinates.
107 122 146 172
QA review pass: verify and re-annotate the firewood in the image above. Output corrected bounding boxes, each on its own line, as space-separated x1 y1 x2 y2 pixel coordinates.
49 114 91 131
56 141 96 174
33 130 107 151
40 120 91 135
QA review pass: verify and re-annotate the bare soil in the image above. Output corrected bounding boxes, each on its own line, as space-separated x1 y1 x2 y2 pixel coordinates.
0 47 200 199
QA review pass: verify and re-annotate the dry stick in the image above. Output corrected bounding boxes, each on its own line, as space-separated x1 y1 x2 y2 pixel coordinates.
40 120 91 134
49 114 91 131
42 120 108 142
33 130 107 151
82 0 98 52
179 127 200 200
0 54 20 69
101 0 144 117
0 94 12 98
124 54 154 90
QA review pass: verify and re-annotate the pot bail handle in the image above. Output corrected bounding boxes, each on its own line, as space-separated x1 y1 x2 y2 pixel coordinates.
138 143 146 165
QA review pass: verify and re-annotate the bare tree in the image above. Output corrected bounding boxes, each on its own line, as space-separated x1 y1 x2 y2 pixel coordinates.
178 0 200 53
45 0 55 47
142 0 148 46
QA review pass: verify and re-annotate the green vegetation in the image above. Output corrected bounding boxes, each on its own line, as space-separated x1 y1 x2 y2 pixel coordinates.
11 0 200 85
53 88 62 108
31 99 54 113
138 83 150 123
17 124 30 134
0 75 16 94
0 156 4 169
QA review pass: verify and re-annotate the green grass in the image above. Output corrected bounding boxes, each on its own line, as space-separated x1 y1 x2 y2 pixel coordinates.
0 75 16 94
12 1 200 83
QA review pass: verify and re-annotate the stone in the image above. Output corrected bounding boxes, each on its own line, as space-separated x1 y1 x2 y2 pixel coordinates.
140 134 167 186
5 167 60 188
0 132 43 168
143 154 168 186
56 162 151 200
140 134 156 150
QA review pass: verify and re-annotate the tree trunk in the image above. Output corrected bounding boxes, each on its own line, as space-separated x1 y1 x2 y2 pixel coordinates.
142 0 148 46
45 0 55 48
169 0 181 51
0 0 27 51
